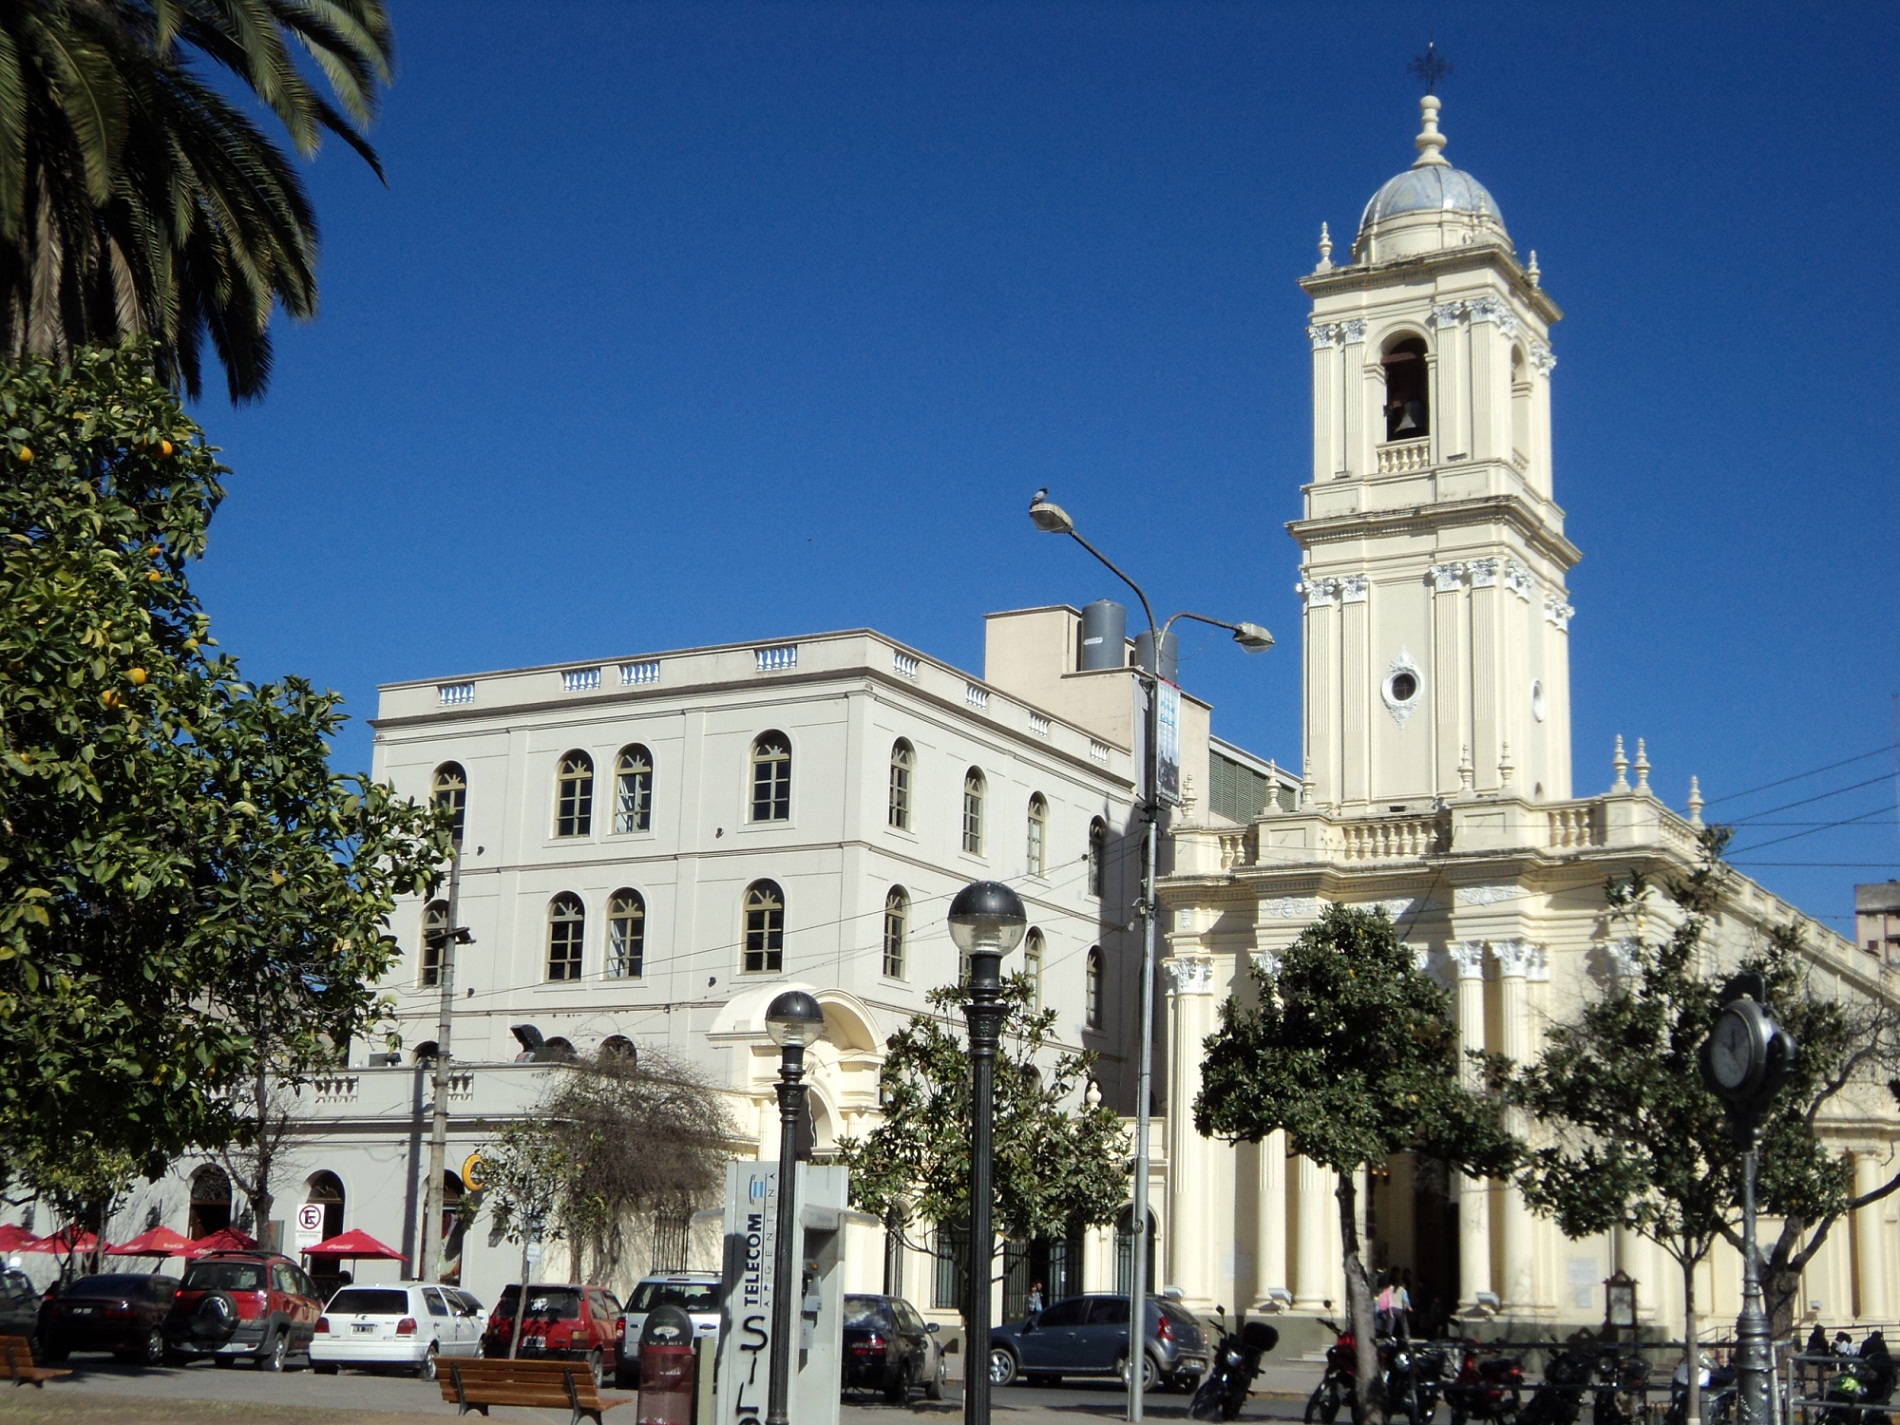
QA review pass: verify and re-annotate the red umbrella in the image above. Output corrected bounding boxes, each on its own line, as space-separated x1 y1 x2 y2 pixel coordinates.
107 1226 193 1258
301 1229 407 1262
0 1224 38 1253
182 1226 257 1256
26 1226 97 1254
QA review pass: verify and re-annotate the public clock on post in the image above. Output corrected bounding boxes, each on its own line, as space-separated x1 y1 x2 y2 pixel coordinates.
1706 999 1768 1099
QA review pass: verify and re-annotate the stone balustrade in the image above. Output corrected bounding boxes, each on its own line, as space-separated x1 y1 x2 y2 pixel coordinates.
1376 438 1431 474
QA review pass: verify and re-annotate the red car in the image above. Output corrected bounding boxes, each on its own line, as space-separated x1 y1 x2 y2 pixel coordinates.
164 1251 323 1371
482 1283 623 1387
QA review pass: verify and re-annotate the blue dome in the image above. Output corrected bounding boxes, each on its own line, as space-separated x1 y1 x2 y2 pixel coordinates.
1359 164 1504 234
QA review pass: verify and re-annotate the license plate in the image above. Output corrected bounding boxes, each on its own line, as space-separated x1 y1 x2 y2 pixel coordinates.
353 1323 377 1334
522 1337 545 1352
69 1306 96 1315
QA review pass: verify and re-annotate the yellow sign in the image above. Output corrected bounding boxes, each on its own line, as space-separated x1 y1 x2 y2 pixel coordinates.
461 1151 488 1193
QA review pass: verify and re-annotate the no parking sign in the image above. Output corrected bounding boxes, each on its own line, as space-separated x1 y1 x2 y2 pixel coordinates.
294 1201 324 1250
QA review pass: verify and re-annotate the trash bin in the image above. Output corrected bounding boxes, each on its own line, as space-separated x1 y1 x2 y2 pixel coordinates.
637 1304 697 1425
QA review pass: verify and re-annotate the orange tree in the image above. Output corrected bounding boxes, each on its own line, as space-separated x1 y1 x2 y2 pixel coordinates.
0 343 445 1201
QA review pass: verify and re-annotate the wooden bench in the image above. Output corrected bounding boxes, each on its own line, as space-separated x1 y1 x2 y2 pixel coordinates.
438 1356 630 1425
0 1335 71 1387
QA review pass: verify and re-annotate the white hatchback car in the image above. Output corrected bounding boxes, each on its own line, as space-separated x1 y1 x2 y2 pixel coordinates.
310 1283 485 1379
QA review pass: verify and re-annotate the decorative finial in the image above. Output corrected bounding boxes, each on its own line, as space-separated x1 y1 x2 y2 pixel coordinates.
1412 95 1449 168
1526 251 1541 288
1688 776 1705 829
1407 40 1453 97
1634 739 1652 795
1612 735 1630 792
1457 744 1474 794
1316 222 1334 272
1498 740 1515 788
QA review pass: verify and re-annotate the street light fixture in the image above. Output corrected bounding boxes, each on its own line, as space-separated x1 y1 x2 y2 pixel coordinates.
948 880 1028 1425
1028 490 1272 1424
764 989 825 1425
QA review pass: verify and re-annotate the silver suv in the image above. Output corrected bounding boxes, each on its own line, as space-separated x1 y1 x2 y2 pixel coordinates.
614 1273 721 1389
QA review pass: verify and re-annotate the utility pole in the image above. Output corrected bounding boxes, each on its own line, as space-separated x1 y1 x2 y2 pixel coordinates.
419 847 471 1283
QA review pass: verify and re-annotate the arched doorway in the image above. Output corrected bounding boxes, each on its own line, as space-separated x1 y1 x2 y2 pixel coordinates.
1114 1206 1156 1297
306 1171 345 1240
1004 1224 1082 1321
438 1171 468 1286
187 1166 232 1239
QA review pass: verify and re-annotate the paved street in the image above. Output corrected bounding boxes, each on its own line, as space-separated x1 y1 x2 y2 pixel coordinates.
0 1351 1315 1424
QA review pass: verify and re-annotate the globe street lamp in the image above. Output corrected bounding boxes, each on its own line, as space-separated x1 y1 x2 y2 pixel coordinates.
764 989 825 1425
1029 490 1272 1424
948 880 1028 1425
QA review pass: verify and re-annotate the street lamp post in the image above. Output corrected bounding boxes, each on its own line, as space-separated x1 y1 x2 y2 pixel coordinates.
764 990 826 1425
948 881 1029 1425
1028 492 1271 1424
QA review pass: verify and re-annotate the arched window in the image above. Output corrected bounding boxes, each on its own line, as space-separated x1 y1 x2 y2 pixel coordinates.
555 751 594 837
962 768 986 856
547 893 585 980
750 733 792 822
432 763 467 845
187 1165 232 1239
600 1035 637 1063
888 740 913 831
607 889 646 979
1381 335 1430 441
420 899 449 987
306 1171 345 1240
1023 928 1044 1011
883 886 909 980
743 880 785 973
542 1036 578 1062
1085 947 1103 1029
614 745 654 834
1026 794 1047 877
1088 818 1107 897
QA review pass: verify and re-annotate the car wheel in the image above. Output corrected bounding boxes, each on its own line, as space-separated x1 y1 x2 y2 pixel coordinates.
586 1349 604 1389
1118 1352 1160 1392
989 1346 1019 1386
140 1326 165 1366
262 1329 289 1373
884 1356 915 1404
416 1344 439 1381
926 1351 946 1402
313 1361 339 1375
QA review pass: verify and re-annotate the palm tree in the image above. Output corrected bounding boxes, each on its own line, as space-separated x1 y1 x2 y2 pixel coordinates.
0 0 393 401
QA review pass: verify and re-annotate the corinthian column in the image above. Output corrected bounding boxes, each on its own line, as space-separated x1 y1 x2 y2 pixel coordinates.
1450 941 1493 1309
1493 939 1541 1314
1164 953 1219 1307
1855 1150 1890 1321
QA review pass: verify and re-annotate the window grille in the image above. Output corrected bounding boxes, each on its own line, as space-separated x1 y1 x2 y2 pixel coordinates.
651 1203 692 1274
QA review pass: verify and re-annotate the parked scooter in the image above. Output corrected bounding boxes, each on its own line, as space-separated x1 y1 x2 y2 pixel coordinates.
1518 1344 1597 1425
1591 1345 1651 1425
1191 1308 1280 1421
1821 1331 1897 1425
1661 1354 1736 1425
1445 1339 1526 1425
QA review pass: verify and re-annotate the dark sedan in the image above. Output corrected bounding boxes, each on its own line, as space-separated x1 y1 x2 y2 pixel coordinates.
989 1293 1209 1391
39 1272 177 1364
841 1293 945 1402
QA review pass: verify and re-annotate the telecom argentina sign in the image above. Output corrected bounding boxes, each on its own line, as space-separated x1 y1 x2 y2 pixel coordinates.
718 1162 780 1425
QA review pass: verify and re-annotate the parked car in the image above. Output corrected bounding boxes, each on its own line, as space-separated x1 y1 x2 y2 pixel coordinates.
38 1272 178 1364
988 1293 1211 1391
0 1268 40 1342
482 1283 623 1387
841 1293 946 1403
163 1250 323 1371
311 1282 484 1380
615 1272 722 1388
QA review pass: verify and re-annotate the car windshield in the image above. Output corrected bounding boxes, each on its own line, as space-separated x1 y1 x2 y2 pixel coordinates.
66 1274 157 1299
494 1287 581 1321
327 1288 410 1316
842 1297 890 1329
627 1281 719 1314
183 1261 263 1292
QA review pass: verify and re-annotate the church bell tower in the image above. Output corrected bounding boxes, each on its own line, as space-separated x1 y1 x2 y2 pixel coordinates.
1294 96 1577 813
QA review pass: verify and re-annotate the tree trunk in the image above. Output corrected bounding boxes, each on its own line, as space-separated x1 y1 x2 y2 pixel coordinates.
1683 1254 1702 1425
252 1060 275 1235
1339 1168 1386 1425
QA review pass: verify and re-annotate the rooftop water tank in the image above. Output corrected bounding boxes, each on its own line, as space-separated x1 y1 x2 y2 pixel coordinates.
1079 600 1126 672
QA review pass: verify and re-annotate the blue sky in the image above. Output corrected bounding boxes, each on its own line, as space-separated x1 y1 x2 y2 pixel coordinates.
192 2 1899 934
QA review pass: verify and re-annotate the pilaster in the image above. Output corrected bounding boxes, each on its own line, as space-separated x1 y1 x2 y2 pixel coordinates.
1254 1133 1289 1311
1450 941 1493 1308
1164 954 1220 1309
1855 1150 1889 1321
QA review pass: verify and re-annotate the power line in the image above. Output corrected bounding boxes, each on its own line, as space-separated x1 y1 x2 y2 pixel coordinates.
1703 742 1900 808
1728 803 1900 856
1722 773 1896 825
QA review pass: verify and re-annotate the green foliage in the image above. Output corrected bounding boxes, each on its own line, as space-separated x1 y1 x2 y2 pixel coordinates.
483 1117 568 1250
0 343 446 1185
1194 904 1516 1177
836 976 1131 1253
0 1 394 400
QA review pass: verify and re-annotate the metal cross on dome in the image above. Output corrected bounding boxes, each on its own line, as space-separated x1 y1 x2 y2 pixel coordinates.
1408 40 1453 95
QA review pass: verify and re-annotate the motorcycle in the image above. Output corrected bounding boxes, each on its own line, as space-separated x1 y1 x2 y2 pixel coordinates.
1445 1339 1526 1425
1518 1345 1597 1425
1820 1332 1896 1425
1191 1308 1280 1421
1591 1345 1650 1425
1303 1316 1446 1425
1660 1354 1736 1425
1305 1318 1358 1425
